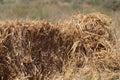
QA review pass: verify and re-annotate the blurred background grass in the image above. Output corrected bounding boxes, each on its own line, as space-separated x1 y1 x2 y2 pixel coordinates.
0 0 120 21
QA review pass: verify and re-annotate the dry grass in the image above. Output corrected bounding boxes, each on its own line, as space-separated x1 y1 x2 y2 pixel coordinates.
0 13 120 80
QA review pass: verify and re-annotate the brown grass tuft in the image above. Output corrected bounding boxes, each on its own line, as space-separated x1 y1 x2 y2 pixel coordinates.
0 13 120 80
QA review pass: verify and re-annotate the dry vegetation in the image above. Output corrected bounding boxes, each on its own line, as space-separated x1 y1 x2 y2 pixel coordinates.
0 13 120 80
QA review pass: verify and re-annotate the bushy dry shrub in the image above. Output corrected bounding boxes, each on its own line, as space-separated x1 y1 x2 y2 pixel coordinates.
0 13 120 80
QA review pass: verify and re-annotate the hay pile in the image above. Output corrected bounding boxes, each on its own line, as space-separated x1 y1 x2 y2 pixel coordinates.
0 13 120 80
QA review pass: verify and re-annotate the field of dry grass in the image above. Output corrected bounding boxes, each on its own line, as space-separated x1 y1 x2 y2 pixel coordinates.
1 0 119 21
0 0 120 80
0 13 120 80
